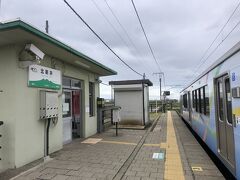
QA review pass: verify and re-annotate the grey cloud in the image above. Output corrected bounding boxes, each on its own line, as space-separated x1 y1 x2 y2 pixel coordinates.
1 0 240 99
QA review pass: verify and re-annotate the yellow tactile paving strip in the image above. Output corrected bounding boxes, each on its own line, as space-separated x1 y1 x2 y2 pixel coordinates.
164 111 185 180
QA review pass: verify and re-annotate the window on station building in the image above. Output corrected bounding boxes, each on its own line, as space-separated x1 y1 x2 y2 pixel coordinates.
71 79 81 89
63 77 71 88
183 94 188 108
89 82 95 117
63 77 82 89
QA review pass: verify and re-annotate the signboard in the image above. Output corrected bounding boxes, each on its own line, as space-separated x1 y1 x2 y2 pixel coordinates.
152 152 164 160
164 91 170 96
28 65 61 90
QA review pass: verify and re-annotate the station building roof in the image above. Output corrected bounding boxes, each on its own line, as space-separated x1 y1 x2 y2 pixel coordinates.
0 19 117 76
109 79 153 86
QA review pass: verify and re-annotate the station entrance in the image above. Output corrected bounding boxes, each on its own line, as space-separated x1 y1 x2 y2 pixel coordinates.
62 77 83 144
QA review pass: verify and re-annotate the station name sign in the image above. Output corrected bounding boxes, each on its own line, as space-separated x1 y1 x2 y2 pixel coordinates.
28 65 61 90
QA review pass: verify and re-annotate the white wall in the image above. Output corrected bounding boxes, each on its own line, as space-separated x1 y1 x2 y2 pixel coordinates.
115 90 143 125
144 85 150 124
0 44 100 171
0 45 17 171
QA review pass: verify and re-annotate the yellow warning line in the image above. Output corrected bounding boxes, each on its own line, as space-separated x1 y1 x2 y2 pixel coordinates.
164 111 185 180
143 144 160 147
100 140 137 146
143 142 168 148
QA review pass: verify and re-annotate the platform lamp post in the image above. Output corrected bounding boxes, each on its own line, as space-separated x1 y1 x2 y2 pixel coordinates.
153 72 164 112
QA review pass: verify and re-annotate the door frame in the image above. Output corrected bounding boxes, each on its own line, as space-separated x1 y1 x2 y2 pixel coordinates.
62 89 73 144
214 72 236 174
72 89 84 138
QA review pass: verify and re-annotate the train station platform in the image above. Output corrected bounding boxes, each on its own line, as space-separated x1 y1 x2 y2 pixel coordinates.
1 111 224 180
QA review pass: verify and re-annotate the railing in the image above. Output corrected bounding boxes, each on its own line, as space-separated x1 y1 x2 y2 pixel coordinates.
97 106 120 133
0 121 3 161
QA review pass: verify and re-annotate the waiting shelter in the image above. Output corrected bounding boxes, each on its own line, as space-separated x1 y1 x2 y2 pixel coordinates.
109 79 153 127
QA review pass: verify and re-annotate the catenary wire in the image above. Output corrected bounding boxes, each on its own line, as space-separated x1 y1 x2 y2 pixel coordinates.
194 0 240 75
91 0 131 50
103 0 153 74
198 19 240 70
63 0 143 77
131 0 162 72
92 0 152 74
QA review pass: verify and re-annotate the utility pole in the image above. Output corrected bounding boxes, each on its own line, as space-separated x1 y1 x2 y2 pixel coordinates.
45 20 49 34
153 72 164 112
0 0 2 22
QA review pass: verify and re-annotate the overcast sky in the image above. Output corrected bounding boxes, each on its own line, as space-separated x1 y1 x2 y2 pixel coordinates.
1 0 240 99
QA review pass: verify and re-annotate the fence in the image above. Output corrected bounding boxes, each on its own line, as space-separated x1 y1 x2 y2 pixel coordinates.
97 106 120 133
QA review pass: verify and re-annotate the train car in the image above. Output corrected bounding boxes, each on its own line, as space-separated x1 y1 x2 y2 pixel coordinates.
180 42 240 179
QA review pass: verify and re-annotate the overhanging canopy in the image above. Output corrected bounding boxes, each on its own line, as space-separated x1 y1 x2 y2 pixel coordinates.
0 19 117 76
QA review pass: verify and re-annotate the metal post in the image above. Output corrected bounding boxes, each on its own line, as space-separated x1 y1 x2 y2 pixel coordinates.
153 72 164 113
102 110 105 132
155 99 157 114
46 118 51 156
111 109 113 125
116 122 118 136
45 20 49 34
160 77 162 112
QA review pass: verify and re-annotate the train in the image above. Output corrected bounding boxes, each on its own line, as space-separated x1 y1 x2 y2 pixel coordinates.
180 42 240 179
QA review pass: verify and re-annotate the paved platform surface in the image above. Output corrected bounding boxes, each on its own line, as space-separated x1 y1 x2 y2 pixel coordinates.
1 111 224 180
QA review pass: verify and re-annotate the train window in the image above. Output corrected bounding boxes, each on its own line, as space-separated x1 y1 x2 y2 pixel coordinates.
225 78 232 124
183 94 188 108
192 91 196 109
195 90 199 112
204 85 210 116
201 87 204 113
217 80 224 121
198 89 202 113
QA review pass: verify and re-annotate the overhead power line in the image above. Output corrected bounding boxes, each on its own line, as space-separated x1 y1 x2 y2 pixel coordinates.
131 0 162 72
103 0 154 74
194 0 240 74
199 19 240 68
63 0 143 77
104 0 140 53
91 0 131 50
93 0 151 74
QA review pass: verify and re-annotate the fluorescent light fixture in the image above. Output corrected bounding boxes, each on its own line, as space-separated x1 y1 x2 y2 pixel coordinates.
74 61 90 68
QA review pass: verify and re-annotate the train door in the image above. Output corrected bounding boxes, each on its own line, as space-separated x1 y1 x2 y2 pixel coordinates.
215 74 235 168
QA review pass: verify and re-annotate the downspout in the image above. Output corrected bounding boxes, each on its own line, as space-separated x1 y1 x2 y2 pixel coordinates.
142 82 145 126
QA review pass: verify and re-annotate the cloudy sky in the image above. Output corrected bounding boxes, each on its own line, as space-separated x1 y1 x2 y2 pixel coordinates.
1 0 240 99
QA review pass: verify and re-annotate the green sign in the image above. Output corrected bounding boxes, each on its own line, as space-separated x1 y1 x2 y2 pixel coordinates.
28 65 61 90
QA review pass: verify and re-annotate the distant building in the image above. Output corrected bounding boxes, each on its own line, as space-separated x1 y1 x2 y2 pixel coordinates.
109 79 153 127
0 19 116 172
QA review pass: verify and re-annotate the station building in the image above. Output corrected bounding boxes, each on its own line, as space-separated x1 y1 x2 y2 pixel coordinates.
0 19 116 172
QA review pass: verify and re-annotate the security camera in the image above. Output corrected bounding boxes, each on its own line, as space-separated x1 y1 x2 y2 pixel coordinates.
25 44 45 60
